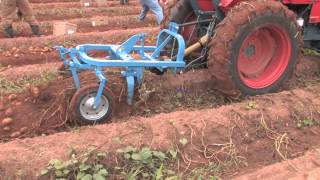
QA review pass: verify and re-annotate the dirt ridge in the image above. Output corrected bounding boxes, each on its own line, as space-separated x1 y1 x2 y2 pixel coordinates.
0 84 320 178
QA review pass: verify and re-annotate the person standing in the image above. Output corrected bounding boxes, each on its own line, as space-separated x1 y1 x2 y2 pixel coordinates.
1 0 40 38
139 0 164 25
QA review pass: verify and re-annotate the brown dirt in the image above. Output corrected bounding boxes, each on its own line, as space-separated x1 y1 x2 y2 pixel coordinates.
31 1 138 9
0 55 319 141
33 6 141 21
0 27 158 67
30 0 78 3
0 16 157 38
1 0 320 178
0 84 320 178
234 149 320 179
0 68 218 141
0 62 60 80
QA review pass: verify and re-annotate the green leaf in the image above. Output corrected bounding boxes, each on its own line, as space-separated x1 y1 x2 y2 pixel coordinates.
124 153 131 159
176 92 183 99
166 170 176 175
179 138 188 146
49 159 61 166
81 174 93 180
55 170 64 177
97 152 107 158
131 153 141 161
169 149 177 159
140 147 152 160
93 173 106 180
79 164 91 172
40 169 48 176
116 146 137 153
155 164 164 180
127 167 141 180
76 172 86 180
153 151 166 161
165 176 179 180
63 169 70 175
303 118 314 126
94 164 104 171
142 172 150 177
49 159 65 170
98 169 108 176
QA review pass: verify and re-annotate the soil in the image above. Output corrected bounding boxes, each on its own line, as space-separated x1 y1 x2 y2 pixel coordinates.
0 0 320 178
31 1 138 9
0 16 157 38
0 84 320 179
0 27 158 67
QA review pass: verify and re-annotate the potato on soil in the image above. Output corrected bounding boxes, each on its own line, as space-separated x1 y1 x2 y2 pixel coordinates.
3 126 11 132
0 102 5 111
1 117 13 126
20 127 28 133
8 94 17 101
4 108 13 117
10 131 21 138
30 87 41 98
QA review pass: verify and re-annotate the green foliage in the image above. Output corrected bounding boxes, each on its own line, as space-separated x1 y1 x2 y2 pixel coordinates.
297 117 315 129
179 138 188 146
303 48 320 57
0 71 56 93
187 162 221 180
245 101 257 110
115 146 178 179
40 146 179 180
38 147 108 180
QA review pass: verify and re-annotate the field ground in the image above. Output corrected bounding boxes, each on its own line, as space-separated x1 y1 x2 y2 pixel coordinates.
0 0 320 179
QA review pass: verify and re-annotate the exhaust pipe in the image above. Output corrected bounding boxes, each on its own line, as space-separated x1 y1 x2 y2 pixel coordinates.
184 34 209 57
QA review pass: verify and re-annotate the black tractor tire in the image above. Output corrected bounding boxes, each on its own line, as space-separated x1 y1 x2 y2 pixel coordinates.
168 0 192 24
208 0 301 97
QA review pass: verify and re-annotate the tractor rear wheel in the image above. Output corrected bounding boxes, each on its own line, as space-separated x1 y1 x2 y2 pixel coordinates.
208 0 301 97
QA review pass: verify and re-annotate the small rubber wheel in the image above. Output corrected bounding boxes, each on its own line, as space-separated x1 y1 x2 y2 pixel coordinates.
69 84 115 125
208 0 301 96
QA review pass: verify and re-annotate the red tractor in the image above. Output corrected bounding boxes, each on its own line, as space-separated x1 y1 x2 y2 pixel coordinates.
164 0 320 96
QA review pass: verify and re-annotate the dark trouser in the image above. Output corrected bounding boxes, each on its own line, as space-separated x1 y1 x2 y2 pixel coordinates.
1 0 38 29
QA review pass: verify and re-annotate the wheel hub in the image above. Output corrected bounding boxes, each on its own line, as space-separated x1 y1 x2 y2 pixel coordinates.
244 44 256 58
79 93 109 121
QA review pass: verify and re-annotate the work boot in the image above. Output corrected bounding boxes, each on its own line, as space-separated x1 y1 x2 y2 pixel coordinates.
4 26 14 38
30 25 41 36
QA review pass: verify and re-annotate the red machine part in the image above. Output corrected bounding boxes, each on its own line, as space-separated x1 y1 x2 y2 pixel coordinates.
196 0 320 23
282 0 320 23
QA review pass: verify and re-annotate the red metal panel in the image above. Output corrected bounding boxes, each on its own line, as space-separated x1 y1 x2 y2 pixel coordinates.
198 0 214 11
282 0 319 4
309 2 320 23
196 0 320 23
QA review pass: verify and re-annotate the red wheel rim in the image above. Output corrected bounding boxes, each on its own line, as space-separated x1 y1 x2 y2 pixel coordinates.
237 25 292 89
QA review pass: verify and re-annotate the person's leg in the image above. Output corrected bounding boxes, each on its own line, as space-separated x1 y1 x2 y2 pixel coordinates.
146 0 163 25
0 0 17 38
139 2 149 21
17 0 40 36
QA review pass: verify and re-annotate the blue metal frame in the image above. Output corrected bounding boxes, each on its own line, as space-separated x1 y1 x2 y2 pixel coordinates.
56 22 186 107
